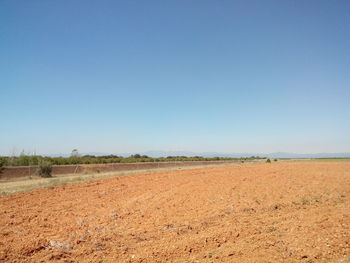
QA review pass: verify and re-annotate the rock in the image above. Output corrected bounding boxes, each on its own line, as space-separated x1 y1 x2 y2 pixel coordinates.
49 240 73 251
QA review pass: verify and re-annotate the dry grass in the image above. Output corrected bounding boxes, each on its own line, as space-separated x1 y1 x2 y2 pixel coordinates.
0 162 246 195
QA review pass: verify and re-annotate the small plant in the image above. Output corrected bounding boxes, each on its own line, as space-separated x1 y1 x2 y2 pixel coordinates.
274 159 278 162
37 160 52 178
0 158 5 175
301 197 310 205
266 159 271 163
314 195 321 203
267 226 278 232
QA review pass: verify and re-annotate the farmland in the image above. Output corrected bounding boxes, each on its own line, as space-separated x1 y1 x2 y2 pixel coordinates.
0 161 349 262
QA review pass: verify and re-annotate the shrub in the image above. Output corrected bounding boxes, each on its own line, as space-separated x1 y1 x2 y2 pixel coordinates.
274 159 278 162
0 158 4 174
37 160 52 177
267 226 278 232
266 159 271 163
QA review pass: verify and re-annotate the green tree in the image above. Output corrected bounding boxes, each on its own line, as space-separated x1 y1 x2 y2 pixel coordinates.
37 160 53 178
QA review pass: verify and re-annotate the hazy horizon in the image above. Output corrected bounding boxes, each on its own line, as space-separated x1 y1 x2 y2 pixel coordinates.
2 149 350 158
1 1 349 155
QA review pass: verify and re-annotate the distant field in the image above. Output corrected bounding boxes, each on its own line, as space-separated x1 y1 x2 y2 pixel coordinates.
0 162 245 195
283 158 350 162
309 158 350 161
0 160 248 179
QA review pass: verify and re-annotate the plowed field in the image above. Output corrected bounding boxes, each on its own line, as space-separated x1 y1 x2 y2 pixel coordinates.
1 162 349 263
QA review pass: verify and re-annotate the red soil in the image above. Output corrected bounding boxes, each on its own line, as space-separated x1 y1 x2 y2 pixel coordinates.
0 162 349 262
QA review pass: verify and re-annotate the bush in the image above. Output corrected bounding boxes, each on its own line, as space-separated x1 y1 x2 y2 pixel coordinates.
0 158 5 174
274 159 278 162
0 157 5 167
266 159 271 163
37 160 52 177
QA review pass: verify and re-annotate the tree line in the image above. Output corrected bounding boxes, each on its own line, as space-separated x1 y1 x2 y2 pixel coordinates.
0 151 265 167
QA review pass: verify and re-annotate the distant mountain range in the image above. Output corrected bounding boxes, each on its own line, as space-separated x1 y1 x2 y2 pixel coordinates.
45 151 350 158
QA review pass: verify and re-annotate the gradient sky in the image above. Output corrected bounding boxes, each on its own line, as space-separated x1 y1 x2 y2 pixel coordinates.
1 0 349 156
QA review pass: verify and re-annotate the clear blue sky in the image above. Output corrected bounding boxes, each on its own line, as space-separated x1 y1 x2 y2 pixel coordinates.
1 0 349 155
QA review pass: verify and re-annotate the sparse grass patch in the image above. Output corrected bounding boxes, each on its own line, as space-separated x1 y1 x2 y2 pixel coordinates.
267 226 278 233
301 197 310 205
313 195 322 203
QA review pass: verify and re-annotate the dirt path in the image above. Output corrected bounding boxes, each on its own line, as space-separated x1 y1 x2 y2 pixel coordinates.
0 162 349 262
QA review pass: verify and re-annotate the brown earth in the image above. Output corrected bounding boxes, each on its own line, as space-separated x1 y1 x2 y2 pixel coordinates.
0 162 349 263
